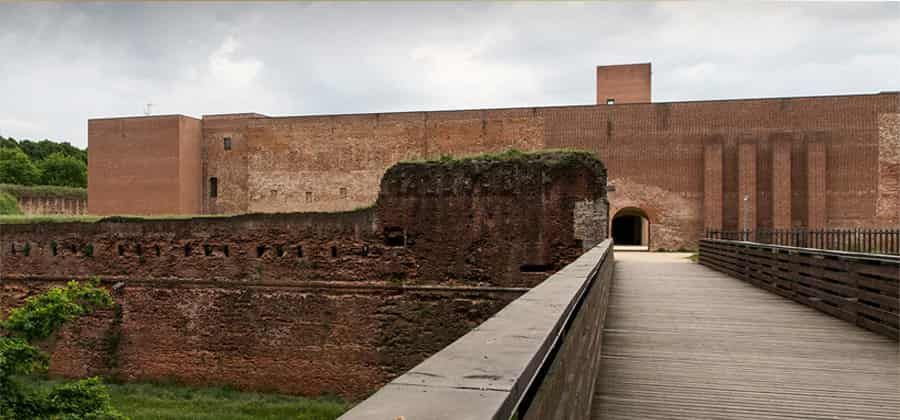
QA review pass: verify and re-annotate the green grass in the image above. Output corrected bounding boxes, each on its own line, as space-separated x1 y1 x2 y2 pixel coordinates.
22 377 351 420
0 183 87 200
686 252 699 263
0 190 22 215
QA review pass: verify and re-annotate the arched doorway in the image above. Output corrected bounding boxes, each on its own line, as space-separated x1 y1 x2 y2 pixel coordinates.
611 208 650 248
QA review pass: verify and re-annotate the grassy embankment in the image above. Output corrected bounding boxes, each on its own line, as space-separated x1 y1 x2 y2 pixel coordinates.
23 377 350 420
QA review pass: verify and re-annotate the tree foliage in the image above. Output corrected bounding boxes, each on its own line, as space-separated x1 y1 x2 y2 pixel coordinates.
0 136 87 188
38 153 87 188
0 280 125 419
0 147 41 186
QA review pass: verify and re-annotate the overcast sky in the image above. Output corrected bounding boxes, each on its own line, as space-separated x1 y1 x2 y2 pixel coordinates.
1 2 897 148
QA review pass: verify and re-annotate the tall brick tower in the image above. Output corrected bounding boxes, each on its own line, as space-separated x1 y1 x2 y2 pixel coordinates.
596 63 651 104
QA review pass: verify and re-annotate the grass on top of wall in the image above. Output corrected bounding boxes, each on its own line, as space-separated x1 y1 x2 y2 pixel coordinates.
21 376 351 420
0 191 22 215
399 148 600 167
0 183 88 200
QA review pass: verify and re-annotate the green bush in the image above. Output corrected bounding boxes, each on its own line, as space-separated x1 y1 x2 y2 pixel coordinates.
0 279 125 419
0 191 20 215
0 147 41 186
39 153 87 188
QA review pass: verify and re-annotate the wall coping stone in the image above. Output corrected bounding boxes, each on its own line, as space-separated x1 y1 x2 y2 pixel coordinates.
339 239 613 420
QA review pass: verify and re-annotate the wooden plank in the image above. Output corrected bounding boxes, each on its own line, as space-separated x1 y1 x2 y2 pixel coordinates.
593 252 899 420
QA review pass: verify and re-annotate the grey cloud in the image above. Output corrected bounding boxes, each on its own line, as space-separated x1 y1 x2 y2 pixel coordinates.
0 2 896 148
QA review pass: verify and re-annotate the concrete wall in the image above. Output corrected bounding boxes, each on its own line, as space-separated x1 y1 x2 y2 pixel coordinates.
340 239 615 420
1 151 609 399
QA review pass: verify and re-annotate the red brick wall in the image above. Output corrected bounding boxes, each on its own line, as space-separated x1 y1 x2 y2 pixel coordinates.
2 152 607 398
596 63 652 104
88 115 202 215
91 92 898 249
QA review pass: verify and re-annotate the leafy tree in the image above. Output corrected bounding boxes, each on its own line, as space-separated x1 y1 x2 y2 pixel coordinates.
39 153 87 188
0 280 126 419
15 139 87 164
0 147 41 186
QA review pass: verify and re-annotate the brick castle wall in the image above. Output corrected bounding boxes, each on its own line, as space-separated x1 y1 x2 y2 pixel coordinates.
0 152 607 399
193 92 897 250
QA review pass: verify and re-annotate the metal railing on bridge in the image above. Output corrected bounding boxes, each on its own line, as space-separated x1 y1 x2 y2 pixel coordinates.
706 228 900 256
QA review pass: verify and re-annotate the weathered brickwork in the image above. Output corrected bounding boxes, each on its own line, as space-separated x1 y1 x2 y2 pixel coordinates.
877 113 900 226
16 196 87 215
87 66 898 250
1 152 608 399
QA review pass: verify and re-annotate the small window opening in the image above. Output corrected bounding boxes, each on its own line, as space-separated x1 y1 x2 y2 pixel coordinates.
23 243 31 257
184 244 192 257
606 98 615 105
223 245 230 257
223 137 232 150
305 191 313 202
209 177 218 198
10 243 15 255
136 244 143 256
296 245 304 258
330 246 338 258
70 244 77 255
361 245 369 256
520 264 553 273
256 245 267 258
118 244 125 257
82 244 94 258
384 227 406 247
276 245 285 257
203 244 213 257
51 242 58 256
155 245 161 256
339 187 347 198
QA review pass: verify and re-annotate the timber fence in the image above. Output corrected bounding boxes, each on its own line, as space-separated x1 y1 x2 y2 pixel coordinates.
706 228 900 256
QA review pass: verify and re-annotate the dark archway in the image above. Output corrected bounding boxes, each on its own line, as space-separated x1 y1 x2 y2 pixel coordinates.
611 208 650 247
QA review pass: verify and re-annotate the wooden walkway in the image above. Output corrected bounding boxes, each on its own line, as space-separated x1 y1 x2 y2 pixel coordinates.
592 252 899 420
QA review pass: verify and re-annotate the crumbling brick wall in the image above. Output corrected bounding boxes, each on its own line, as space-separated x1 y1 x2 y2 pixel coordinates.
0 151 608 399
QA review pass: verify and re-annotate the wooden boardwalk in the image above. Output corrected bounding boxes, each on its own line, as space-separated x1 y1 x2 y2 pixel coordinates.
592 252 899 420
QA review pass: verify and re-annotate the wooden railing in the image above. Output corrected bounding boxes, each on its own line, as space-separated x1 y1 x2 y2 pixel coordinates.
700 239 899 340
706 228 900 256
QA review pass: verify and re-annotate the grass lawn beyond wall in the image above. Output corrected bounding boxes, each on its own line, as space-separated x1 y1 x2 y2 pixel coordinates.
23 377 351 420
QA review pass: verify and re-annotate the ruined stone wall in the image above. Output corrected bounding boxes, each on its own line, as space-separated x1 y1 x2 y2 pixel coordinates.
0 151 607 399
198 92 896 250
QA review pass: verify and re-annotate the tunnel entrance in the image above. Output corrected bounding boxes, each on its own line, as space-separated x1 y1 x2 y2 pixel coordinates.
611 208 649 248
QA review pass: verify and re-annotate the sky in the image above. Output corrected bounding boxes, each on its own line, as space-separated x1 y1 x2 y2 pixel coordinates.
0 2 898 148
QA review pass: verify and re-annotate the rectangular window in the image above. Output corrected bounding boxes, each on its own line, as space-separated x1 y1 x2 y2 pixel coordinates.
305 191 313 202
339 187 347 198
606 98 615 105
223 137 232 150
210 177 218 198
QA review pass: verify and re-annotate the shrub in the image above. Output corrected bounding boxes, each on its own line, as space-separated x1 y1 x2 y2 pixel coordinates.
0 279 126 419
0 191 20 215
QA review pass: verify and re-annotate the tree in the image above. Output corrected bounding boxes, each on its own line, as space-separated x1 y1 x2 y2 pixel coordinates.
0 146 41 185
16 139 87 164
0 280 126 419
39 152 87 188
